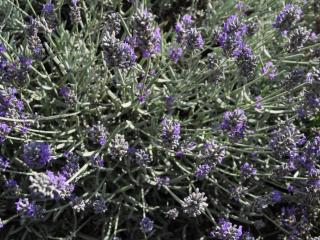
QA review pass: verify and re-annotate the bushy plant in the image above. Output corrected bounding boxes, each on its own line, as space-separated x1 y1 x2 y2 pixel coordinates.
0 0 319 239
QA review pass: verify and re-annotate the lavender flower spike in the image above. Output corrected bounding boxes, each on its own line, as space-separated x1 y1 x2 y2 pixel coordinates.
182 188 208 217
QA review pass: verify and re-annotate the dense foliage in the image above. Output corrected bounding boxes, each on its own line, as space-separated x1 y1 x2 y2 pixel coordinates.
0 0 320 239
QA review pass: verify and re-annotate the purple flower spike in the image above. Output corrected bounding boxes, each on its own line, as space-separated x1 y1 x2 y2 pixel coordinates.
23 142 52 169
273 4 302 33
42 2 54 14
210 218 243 240
221 108 247 139
140 217 154 233
168 47 183 63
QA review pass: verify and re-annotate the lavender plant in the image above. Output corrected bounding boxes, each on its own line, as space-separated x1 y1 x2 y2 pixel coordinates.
0 0 320 239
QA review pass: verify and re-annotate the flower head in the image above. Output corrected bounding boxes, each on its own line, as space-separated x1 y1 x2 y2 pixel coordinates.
210 218 243 240
88 122 109 146
221 108 247 139
0 155 9 169
273 4 302 33
131 10 161 58
161 117 181 149
168 47 183 63
92 199 108 214
182 188 208 217
15 198 43 219
102 33 136 69
109 134 129 160
23 142 52 169
240 162 257 178
29 171 74 199
200 139 226 165
140 217 154 233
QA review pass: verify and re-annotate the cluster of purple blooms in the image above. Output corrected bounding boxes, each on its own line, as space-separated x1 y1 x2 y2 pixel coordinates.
15 198 43 219
87 122 109 146
299 67 320 117
273 4 302 34
221 108 247 139
0 53 32 85
42 1 56 30
140 217 154 233
175 15 204 51
128 147 151 166
216 14 257 77
160 117 181 149
209 218 243 240
195 139 226 178
23 142 52 169
102 32 137 69
130 10 161 58
261 61 277 80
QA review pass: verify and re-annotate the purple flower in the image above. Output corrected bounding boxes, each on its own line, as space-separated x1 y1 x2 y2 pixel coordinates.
210 218 243 240
156 176 170 189
175 15 193 34
195 164 212 178
0 123 11 142
255 96 263 110
1 57 32 84
165 208 179 220
15 198 43 219
61 153 80 177
103 12 120 35
261 61 277 80
186 28 204 50
5 178 17 189
217 14 250 56
140 217 154 233
0 155 9 170
165 96 175 114
136 83 151 104
181 15 193 25
269 123 306 157
168 47 183 63
273 4 302 33
92 199 108 214
130 148 151 166
23 142 52 169
288 26 312 52
42 2 56 29
161 117 181 149
0 43 5 53
232 43 257 77
42 2 54 13
175 15 203 50
200 139 225 165
240 162 257 178
271 190 281 203
59 86 76 103
223 15 242 34
90 155 104 168
71 196 86 212
103 33 137 69
221 108 247 139
88 123 109 146
235 2 247 11
26 19 43 56
131 10 161 58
